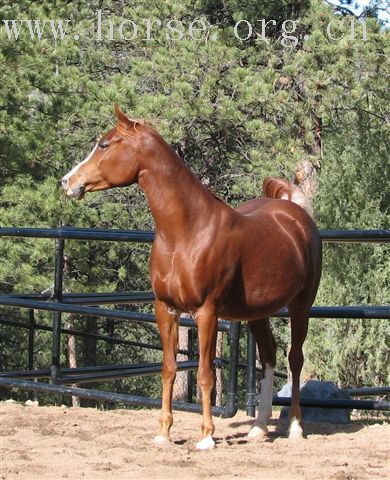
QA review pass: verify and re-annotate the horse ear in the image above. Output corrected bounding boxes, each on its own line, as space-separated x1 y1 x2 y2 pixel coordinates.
114 104 139 129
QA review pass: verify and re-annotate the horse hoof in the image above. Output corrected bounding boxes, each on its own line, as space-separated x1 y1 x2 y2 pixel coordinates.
247 425 268 439
153 435 171 446
196 435 216 450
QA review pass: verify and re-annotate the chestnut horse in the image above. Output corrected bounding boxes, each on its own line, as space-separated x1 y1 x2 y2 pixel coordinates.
61 105 322 449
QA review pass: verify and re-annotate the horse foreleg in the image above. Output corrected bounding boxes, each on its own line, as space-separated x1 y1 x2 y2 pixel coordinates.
247 318 276 439
195 309 218 450
287 308 309 440
154 299 179 445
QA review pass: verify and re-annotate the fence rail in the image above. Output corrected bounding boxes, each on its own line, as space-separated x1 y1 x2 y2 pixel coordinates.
1 226 389 243
0 226 389 415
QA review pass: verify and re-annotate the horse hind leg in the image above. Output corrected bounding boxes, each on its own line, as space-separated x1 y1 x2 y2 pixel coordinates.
286 300 310 440
247 318 276 439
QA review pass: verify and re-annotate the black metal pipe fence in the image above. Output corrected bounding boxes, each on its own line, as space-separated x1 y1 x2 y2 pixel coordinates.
0 226 239 417
0 227 389 416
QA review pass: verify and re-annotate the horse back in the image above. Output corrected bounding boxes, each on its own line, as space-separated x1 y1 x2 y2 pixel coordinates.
235 196 321 268
222 197 322 317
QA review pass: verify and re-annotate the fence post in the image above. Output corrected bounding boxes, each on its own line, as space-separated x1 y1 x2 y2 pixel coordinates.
187 327 195 403
51 238 64 384
222 321 240 418
28 309 37 401
246 328 257 417
28 309 35 372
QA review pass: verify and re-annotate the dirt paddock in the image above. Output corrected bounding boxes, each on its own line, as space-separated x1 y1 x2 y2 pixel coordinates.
0 401 389 480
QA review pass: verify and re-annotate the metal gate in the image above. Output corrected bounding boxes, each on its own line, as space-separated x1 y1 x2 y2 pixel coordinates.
0 227 389 414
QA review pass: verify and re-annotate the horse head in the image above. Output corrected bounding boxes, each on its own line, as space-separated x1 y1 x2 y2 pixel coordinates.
61 105 144 199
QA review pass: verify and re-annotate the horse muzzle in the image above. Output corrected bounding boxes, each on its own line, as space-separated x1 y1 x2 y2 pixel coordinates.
69 185 85 200
61 177 85 200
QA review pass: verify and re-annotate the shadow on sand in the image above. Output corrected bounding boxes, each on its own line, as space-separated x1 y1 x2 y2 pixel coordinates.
223 416 368 445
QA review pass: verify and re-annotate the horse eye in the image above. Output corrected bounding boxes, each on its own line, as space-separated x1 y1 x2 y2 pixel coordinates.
98 140 110 150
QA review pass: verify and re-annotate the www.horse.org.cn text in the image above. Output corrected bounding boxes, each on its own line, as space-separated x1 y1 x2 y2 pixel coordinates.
1 11 368 47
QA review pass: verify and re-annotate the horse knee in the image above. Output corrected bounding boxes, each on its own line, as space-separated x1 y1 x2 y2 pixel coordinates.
162 363 177 382
197 366 214 390
288 348 304 373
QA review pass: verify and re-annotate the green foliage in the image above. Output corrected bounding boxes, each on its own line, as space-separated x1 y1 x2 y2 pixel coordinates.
0 0 388 405
307 109 390 388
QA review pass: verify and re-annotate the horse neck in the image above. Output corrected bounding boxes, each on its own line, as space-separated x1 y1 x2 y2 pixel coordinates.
137 135 221 242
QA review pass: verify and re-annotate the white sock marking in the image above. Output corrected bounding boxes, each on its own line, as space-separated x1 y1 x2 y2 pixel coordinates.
196 435 215 450
288 418 303 439
248 364 274 438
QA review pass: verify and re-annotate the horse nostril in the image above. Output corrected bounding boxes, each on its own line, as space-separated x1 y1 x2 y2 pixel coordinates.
61 177 68 189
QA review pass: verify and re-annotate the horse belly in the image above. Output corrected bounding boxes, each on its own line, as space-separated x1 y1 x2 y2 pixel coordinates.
219 241 306 320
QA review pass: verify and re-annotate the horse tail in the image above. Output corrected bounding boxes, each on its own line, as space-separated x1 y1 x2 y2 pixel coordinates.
262 177 313 217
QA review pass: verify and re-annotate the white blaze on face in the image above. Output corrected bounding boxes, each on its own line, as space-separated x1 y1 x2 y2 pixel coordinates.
62 142 99 195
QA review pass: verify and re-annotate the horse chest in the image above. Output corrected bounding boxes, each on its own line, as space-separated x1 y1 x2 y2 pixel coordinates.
150 242 228 310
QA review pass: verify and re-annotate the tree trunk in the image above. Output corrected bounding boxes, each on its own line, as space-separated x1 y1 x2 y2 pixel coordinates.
294 89 323 201
63 253 80 408
214 331 223 407
294 159 319 200
173 326 189 402
196 330 224 406
66 317 80 408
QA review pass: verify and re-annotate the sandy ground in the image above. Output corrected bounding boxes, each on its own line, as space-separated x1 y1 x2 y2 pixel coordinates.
0 401 389 480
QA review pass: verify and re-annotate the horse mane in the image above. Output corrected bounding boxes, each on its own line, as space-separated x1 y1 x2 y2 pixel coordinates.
116 119 146 138
207 188 225 204
262 177 313 217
